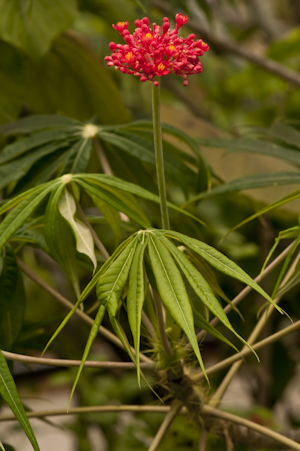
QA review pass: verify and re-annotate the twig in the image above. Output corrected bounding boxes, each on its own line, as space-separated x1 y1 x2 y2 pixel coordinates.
198 430 208 451
0 405 173 422
193 315 300 381
195 240 296 345
148 401 183 451
202 405 300 451
153 0 300 87
209 251 300 407
1 401 300 450
17 259 153 364
1 350 154 370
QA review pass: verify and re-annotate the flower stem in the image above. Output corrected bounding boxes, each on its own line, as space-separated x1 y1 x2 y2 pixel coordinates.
152 83 170 230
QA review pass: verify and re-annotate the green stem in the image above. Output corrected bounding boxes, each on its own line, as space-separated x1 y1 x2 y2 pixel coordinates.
152 83 170 230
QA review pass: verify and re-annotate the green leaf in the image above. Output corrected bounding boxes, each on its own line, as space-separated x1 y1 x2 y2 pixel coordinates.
0 350 40 450
0 181 60 250
78 235 135 307
43 235 136 354
0 245 25 349
89 194 121 245
0 114 80 135
0 184 46 215
162 230 284 315
0 129 71 164
77 179 151 228
44 185 80 293
122 120 211 189
261 122 300 149
227 188 300 235
109 314 136 364
148 233 207 378
186 172 300 205
58 188 97 269
27 35 131 124
160 237 233 328
0 140 70 190
0 0 78 58
74 174 204 225
127 232 149 385
160 236 247 348
193 309 238 352
10 148 70 195
68 304 106 409
62 138 92 174
99 130 195 189
196 137 300 167
96 236 138 316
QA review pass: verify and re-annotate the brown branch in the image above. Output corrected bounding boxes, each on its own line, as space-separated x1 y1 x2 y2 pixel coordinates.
1 350 153 370
148 401 183 451
193 317 300 381
202 405 300 450
153 0 300 87
1 401 300 450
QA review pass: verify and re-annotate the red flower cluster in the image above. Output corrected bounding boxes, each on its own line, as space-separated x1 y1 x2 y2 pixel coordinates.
104 14 209 86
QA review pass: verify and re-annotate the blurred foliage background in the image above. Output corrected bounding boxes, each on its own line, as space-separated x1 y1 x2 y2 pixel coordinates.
1 0 300 450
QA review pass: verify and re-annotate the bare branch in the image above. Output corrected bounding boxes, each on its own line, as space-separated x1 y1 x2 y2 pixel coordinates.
193 317 300 381
0 405 172 422
202 405 300 451
1 350 154 370
148 401 183 451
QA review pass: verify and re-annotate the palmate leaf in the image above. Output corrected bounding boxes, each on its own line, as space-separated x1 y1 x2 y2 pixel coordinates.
0 350 40 451
226 187 300 236
77 179 151 229
159 235 252 352
186 172 300 205
0 245 25 349
73 174 204 225
0 129 72 164
42 238 135 355
196 136 300 167
127 232 149 385
0 114 79 135
0 140 70 191
62 138 92 174
160 236 234 330
255 121 300 149
44 185 80 295
89 194 121 245
148 233 207 379
0 0 77 59
192 309 239 353
120 120 211 191
0 180 62 250
99 130 195 192
161 230 284 315
96 236 138 316
58 188 96 269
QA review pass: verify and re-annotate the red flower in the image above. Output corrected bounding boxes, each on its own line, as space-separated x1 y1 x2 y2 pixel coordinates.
104 14 209 86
